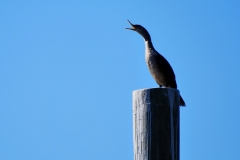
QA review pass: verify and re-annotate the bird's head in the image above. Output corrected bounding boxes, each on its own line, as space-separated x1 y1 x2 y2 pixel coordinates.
125 20 151 41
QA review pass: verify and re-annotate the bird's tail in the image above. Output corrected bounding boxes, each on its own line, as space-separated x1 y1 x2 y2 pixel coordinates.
180 95 186 107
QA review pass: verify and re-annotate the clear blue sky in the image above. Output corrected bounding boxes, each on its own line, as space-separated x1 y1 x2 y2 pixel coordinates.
1 1 240 160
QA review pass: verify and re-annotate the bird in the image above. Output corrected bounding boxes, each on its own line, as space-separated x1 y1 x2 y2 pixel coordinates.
126 20 186 106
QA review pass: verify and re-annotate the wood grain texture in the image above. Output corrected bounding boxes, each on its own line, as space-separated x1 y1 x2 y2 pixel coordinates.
133 88 180 160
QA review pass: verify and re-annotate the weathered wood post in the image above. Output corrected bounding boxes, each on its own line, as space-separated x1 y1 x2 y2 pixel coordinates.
132 88 180 160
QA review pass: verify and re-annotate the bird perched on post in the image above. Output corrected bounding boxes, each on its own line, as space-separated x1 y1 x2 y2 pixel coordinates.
126 20 186 106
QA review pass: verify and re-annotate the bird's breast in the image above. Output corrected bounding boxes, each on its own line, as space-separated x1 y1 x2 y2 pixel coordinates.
145 49 158 74
145 48 167 86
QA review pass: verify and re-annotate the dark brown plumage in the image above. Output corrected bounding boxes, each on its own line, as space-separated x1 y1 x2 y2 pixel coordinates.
126 20 186 106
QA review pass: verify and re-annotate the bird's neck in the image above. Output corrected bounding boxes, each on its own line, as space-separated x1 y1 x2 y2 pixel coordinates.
144 40 154 51
139 31 151 42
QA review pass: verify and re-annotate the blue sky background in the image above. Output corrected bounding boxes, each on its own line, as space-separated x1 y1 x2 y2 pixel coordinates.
1 1 240 160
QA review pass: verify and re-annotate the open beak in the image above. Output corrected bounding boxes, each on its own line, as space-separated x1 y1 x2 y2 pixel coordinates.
125 20 136 30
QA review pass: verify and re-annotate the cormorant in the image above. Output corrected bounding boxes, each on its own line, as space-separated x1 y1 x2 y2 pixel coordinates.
126 20 186 106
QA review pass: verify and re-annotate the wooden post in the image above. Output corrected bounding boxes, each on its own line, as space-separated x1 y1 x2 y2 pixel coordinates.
132 88 180 160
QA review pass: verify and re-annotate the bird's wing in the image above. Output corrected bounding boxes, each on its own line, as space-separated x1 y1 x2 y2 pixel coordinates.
155 53 177 88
